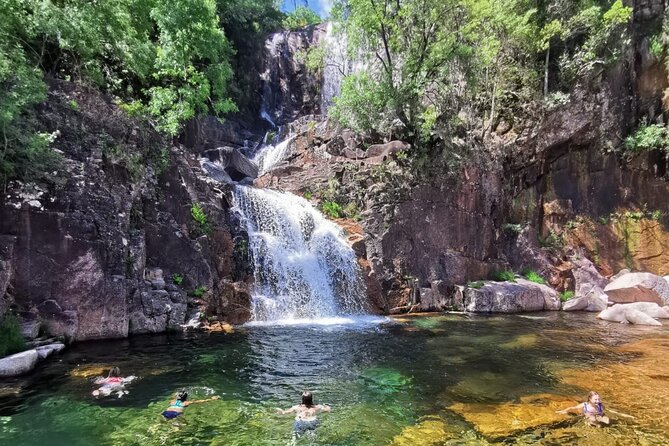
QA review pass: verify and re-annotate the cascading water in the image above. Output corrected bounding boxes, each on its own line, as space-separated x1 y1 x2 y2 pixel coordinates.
233 185 368 322
252 136 295 175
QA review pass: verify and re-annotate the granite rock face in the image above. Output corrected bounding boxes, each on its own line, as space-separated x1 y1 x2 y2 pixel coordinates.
0 350 39 377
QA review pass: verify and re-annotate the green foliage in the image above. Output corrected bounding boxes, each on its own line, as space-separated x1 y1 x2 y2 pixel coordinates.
191 203 211 235
649 34 665 60
522 269 546 285
502 223 523 234
321 200 343 219
67 100 80 111
539 230 564 249
544 92 571 110
493 270 516 282
467 281 485 289
303 190 313 200
651 210 664 221
0 313 26 358
172 273 184 285
343 202 362 221
191 286 207 298
624 122 668 152
559 291 575 302
282 6 321 30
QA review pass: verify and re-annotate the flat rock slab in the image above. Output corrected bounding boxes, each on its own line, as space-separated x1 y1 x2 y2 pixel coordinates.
449 393 578 439
604 272 669 305
0 349 38 377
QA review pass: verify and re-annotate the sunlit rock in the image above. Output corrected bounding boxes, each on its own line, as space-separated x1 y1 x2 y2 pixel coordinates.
604 272 669 305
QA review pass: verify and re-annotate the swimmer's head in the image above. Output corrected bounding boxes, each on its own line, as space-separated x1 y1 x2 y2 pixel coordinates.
177 390 189 402
108 367 120 377
302 391 313 407
587 391 601 404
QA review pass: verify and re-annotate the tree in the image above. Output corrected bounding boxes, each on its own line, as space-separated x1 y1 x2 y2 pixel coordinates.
282 6 322 30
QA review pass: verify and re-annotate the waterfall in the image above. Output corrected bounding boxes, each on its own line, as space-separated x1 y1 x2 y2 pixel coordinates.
233 185 368 322
252 136 294 175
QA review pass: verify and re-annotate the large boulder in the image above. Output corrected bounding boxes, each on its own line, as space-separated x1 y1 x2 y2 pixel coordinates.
0 349 39 377
365 140 411 158
463 279 560 313
604 272 669 305
597 302 668 325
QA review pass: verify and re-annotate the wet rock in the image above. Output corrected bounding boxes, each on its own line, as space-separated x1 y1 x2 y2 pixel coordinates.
604 272 669 305
464 279 560 313
389 416 452 446
202 146 259 182
128 288 187 334
0 349 39 377
0 236 15 318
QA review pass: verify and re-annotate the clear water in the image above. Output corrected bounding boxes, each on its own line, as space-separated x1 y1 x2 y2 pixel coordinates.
1 312 668 445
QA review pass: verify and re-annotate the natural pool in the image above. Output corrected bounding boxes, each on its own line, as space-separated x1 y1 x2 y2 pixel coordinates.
1 312 668 445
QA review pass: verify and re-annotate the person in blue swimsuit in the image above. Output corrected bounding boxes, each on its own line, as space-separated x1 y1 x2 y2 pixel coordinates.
162 390 220 419
277 391 331 435
557 391 610 426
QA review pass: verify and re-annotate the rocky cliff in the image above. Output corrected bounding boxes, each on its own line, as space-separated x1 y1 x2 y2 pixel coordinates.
0 81 253 341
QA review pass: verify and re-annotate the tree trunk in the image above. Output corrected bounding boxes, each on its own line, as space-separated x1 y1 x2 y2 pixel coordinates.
544 46 550 97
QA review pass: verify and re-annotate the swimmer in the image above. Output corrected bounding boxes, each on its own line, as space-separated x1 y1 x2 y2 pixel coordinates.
557 391 610 426
162 390 220 419
92 367 135 397
277 391 331 435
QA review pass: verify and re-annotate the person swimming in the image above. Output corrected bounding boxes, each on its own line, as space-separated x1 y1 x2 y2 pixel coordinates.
556 391 610 426
276 391 331 435
162 390 220 419
92 367 135 397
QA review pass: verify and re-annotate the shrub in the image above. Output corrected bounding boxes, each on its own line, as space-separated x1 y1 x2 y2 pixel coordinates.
523 269 547 285
321 200 342 219
624 122 668 152
0 314 26 357
172 274 184 285
493 270 516 282
467 281 485 289
191 203 211 235
502 223 523 234
191 286 207 298
560 291 576 302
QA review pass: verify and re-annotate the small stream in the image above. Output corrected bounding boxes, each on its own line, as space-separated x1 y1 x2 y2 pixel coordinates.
1 312 668 445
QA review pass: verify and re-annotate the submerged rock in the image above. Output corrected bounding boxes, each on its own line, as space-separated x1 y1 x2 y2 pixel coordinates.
604 272 669 305
449 393 577 439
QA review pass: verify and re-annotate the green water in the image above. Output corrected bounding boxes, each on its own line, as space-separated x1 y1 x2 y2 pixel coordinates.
0 312 667 445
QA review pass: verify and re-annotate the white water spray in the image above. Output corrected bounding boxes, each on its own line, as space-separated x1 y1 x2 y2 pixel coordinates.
233 186 368 322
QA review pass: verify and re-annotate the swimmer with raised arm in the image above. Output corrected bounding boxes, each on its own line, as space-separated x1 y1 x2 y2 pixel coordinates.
162 390 220 419
277 391 331 434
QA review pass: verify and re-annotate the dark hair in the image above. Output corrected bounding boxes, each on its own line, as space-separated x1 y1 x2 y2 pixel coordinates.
301 391 313 407
177 390 189 402
108 367 120 378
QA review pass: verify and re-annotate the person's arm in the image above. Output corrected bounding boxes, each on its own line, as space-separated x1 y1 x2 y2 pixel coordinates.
276 405 298 415
317 404 331 413
556 403 583 414
185 396 221 406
